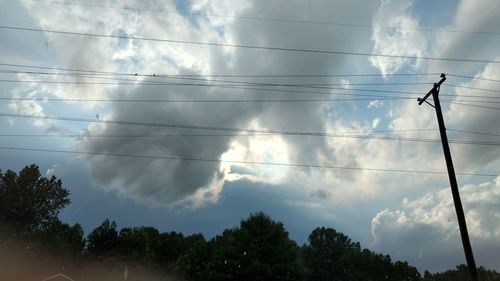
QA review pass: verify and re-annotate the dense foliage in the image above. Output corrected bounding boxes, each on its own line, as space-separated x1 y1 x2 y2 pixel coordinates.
0 164 70 238
1 164 499 281
423 265 500 281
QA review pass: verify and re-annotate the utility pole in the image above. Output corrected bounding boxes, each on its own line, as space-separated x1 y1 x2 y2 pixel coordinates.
418 73 478 281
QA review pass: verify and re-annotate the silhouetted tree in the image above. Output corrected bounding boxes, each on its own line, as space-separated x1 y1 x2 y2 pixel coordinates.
302 227 361 281
175 234 210 281
39 220 85 258
117 226 160 262
0 164 70 241
87 219 119 256
424 270 433 280
302 227 421 281
425 265 500 281
204 212 305 281
155 231 186 269
392 261 421 281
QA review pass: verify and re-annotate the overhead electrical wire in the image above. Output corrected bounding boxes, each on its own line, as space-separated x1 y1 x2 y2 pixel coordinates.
0 133 497 146
444 100 500 104
1 78 498 101
0 96 416 103
447 84 500 93
0 146 497 177
0 77 436 90
0 68 432 89
0 62 443 78
1 75 499 101
0 69 437 90
447 129 500 137
448 74 500 83
1 64 498 100
0 79 431 100
0 69 437 86
28 0 500 37
1 26 499 64
0 112 438 136
32 74 494 98
0 77 431 100
4 63 499 84
444 101 500 111
2 112 498 143
1 65 499 88
1 97 498 106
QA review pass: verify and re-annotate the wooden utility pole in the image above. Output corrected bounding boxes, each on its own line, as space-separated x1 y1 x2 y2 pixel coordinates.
418 73 478 281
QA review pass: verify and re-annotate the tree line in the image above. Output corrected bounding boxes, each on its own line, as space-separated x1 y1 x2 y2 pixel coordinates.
1 164 499 281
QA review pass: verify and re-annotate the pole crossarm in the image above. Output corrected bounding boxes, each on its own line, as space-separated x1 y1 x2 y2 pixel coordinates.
418 73 446 106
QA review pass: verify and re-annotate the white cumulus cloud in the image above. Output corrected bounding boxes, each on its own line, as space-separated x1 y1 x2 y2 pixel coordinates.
370 0 428 76
371 177 500 272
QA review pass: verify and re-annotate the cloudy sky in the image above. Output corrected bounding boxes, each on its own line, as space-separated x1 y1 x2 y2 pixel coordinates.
1 0 499 273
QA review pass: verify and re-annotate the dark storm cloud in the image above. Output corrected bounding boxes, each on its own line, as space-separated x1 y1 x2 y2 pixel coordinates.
81 80 263 205
80 0 381 206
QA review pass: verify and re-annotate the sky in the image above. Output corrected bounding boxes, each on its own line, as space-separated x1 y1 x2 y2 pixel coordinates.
0 0 499 273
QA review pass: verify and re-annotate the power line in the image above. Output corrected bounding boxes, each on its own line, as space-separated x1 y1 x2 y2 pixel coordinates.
1 26 499 64
0 77 433 90
0 112 438 136
0 62 442 78
0 78 427 100
2 68 499 103
3 78 499 101
0 78 425 100
0 69 437 86
4 64 500 101
0 145 496 177
448 74 500 83
0 133 497 146
3 71 500 100
444 101 500 111
28 0 500 37
0 68 435 89
4 112 498 144
0 96 415 103
50 74 496 99
448 84 500 93
1 111 495 140
2 63 499 83
445 100 500 104
2 66 499 100
2 96 498 105
447 129 500 137
2 112 494 139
